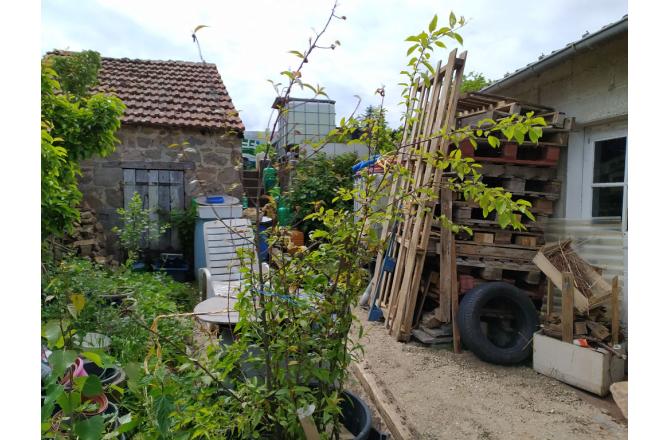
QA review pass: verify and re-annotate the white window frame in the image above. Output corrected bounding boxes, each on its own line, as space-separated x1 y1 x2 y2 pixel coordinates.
581 125 628 231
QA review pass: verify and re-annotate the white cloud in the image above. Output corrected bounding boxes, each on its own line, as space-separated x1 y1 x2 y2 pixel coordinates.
42 0 628 130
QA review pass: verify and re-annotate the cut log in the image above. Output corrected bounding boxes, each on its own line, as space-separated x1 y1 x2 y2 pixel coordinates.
586 320 610 341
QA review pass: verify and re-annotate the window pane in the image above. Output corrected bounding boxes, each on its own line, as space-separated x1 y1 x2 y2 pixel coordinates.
593 137 626 183
592 186 624 217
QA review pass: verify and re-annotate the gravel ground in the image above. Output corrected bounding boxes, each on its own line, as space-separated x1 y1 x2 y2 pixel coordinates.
352 307 627 440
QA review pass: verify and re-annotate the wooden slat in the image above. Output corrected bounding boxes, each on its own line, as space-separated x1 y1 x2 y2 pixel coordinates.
436 188 453 322
122 169 136 209
158 170 171 249
169 170 184 249
562 272 574 342
391 50 468 341
147 170 160 249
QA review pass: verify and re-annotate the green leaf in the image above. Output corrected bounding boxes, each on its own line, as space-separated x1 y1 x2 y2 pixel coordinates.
449 12 457 27
453 32 463 45
70 293 86 313
406 44 419 56
118 413 140 434
405 35 420 42
75 415 104 440
434 40 446 49
49 350 77 379
488 135 500 148
429 14 438 32
43 320 65 347
56 390 81 414
154 395 174 436
81 375 102 397
81 351 102 367
288 50 304 59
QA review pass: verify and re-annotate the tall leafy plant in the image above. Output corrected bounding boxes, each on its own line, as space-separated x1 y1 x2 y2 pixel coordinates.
113 192 169 264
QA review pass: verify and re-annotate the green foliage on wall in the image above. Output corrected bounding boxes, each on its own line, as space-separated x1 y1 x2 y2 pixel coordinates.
41 51 125 237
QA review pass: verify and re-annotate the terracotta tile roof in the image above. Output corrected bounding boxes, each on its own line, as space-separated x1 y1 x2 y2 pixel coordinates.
48 51 244 132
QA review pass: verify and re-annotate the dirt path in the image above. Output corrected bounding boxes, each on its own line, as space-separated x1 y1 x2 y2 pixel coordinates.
353 307 627 440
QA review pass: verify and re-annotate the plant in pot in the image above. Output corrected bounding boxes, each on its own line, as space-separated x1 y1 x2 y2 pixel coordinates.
41 294 135 438
135 5 545 439
113 191 169 270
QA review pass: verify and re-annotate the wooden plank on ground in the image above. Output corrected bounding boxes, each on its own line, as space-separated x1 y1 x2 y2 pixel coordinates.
351 362 420 440
562 272 574 342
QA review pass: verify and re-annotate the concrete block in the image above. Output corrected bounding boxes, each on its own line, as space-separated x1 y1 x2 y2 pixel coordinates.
533 332 625 396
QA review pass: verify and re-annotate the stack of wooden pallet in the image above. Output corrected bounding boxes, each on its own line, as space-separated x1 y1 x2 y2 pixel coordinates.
417 93 574 350
445 92 572 303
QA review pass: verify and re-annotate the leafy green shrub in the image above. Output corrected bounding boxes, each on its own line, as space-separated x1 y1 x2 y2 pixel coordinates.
42 258 196 364
113 192 170 264
285 152 358 236
41 51 125 238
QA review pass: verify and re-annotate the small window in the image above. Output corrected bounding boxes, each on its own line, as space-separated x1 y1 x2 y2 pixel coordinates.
591 137 626 218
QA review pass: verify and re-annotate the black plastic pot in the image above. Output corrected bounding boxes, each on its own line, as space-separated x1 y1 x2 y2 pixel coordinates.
83 361 125 386
340 390 372 440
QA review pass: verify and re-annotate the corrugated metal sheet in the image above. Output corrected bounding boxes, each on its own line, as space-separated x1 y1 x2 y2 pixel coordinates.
542 217 627 327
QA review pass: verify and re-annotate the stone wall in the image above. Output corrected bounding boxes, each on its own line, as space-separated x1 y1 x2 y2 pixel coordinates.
79 124 243 256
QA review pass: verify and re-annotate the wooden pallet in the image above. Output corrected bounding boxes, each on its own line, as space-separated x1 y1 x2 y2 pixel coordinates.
478 163 558 181
457 140 560 167
371 50 467 342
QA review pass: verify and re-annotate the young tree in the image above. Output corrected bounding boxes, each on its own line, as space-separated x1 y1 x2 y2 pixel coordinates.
461 71 491 93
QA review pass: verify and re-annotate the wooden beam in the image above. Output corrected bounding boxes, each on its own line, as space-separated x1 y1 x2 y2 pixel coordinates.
351 362 420 440
562 272 574 343
611 276 620 345
437 188 453 322
451 238 461 353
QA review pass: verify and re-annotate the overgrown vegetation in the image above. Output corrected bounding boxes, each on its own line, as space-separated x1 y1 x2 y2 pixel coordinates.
41 5 546 439
285 152 359 236
41 50 125 238
113 192 170 264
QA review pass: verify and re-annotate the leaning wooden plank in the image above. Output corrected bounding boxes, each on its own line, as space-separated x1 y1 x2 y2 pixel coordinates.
436 188 453 322
351 362 420 440
562 272 574 342
533 250 589 313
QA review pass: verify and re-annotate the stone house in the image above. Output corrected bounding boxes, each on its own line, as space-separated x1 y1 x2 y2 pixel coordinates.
483 15 628 324
78 55 245 256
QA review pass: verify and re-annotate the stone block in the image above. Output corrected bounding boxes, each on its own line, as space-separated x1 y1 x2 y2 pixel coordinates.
93 166 122 187
203 152 228 167
137 136 154 148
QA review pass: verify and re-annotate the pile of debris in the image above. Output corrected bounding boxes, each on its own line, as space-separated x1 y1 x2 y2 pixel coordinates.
534 240 623 349
63 203 113 265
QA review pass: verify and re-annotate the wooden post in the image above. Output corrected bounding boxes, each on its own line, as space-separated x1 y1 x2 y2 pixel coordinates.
611 276 620 345
437 188 453 323
546 279 553 319
562 272 574 343
451 238 461 353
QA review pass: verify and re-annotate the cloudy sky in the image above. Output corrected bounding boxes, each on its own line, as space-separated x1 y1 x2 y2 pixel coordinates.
42 0 628 131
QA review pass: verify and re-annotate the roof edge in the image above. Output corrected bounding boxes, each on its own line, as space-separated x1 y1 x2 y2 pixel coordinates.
483 15 628 93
